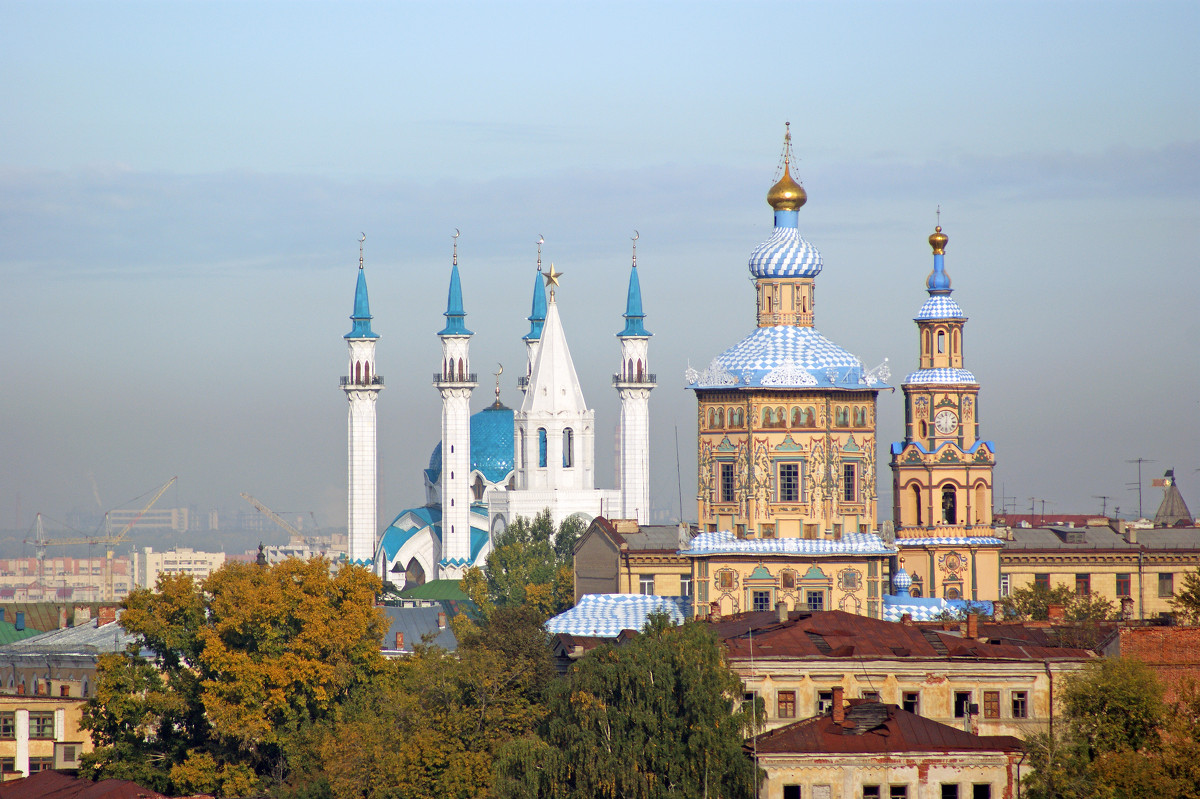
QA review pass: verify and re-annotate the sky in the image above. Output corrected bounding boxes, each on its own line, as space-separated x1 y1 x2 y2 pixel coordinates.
1 0 1197 540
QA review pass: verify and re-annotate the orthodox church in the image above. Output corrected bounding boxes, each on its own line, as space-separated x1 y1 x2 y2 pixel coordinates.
341 237 656 586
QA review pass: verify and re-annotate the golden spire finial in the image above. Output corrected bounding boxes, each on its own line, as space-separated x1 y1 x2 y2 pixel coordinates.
452 228 460 266
358 233 365 269
536 235 544 273
929 207 948 254
767 122 807 211
544 262 563 288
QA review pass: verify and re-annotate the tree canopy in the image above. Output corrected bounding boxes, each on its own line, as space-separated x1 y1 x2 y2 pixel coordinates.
461 509 582 620
1170 566 1200 623
1000 583 1116 623
82 558 388 797
493 614 761 799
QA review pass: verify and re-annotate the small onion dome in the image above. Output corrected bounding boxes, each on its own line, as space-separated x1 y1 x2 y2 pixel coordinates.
767 161 807 211
928 225 948 254
892 567 912 591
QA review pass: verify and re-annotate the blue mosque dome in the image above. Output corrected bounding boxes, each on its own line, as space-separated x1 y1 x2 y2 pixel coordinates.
426 403 515 486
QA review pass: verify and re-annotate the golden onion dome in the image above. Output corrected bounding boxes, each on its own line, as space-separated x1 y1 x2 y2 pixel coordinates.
928 225 948 254
767 160 807 211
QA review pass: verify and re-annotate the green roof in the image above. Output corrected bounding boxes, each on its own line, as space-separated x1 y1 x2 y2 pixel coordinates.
0 621 44 646
398 579 471 601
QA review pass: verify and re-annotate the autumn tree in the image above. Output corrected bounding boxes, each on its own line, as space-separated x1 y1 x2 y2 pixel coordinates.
1170 566 1200 623
493 614 761 799
298 603 555 799
82 558 388 797
1000 583 1116 623
461 509 581 620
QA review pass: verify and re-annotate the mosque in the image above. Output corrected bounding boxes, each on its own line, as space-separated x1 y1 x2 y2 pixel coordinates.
340 234 655 586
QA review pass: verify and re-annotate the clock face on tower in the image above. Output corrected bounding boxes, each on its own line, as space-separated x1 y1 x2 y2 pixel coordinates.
934 409 959 435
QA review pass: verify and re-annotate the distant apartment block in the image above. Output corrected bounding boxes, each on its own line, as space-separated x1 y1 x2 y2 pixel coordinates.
132 547 226 588
0 559 132 603
105 507 190 533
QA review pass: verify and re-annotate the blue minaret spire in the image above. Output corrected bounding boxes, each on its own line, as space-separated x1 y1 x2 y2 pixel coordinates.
439 233 473 336
618 231 650 337
346 234 378 339
525 235 548 341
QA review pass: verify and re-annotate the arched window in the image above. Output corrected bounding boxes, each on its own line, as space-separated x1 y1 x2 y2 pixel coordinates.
519 428 526 467
941 484 957 525
538 428 548 467
627 358 634 379
919 420 927 438
363 362 370 383
563 428 574 467
355 361 362 384
636 359 644 380
762 407 774 427
952 329 960 355
775 407 786 428
975 483 988 524
937 330 946 354
923 330 931 355
458 358 465 380
715 408 724 428
912 484 923 526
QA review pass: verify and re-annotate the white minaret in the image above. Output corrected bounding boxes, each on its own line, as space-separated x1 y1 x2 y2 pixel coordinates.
343 235 383 566
615 234 655 523
435 235 477 578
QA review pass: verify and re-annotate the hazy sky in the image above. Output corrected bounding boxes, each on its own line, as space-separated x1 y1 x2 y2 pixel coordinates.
2 1 1197 539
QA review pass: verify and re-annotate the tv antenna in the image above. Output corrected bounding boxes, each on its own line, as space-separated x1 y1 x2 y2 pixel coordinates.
1126 458 1156 519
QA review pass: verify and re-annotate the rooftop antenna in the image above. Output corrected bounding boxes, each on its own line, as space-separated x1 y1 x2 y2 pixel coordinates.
1093 495 1113 517
358 233 365 269
1126 458 1156 519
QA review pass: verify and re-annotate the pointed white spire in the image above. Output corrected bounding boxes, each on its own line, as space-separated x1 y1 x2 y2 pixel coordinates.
520 296 588 416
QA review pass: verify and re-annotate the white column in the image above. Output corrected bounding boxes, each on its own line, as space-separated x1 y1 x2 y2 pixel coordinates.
438 335 476 578
15 708 28 776
616 336 654 524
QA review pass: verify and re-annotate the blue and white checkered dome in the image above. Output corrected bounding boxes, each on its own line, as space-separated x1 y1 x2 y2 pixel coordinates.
902 367 977 385
915 294 965 320
748 220 823 279
892 567 912 590
705 325 869 389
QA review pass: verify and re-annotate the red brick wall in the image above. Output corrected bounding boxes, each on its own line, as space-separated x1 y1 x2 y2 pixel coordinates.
1118 627 1200 702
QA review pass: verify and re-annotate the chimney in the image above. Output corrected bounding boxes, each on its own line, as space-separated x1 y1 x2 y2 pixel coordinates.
15 611 24 631
437 611 447 629
394 632 404 650
832 686 845 723
901 613 913 626
1125 525 1137 545
775 601 788 624
75 605 92 624
97 606 117 626
16 683 24 695
1047 604 1066 624
59 606 67 629
966 613 979 639
709 601 722 623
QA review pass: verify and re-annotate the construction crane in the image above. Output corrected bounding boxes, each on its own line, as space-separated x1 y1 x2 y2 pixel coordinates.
30 476 177 601
239 492 314 546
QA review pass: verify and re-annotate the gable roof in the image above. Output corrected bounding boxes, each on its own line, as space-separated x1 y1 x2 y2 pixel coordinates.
0 769 167 798
715 609 1094 662
755 700 1021 755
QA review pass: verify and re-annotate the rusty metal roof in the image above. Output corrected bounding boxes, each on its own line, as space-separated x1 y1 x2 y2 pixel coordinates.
754 699 1022 755
0 769 169 798
716 609 1095 662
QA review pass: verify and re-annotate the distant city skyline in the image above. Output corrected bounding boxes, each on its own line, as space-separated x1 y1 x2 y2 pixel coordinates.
2 1 1197 535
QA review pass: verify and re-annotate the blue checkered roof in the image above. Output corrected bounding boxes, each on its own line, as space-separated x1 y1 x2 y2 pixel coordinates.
698 326 876 389
915 295 966 320
682 530 896 556
902 367 977 385
748 225 822 279
545 594 691 637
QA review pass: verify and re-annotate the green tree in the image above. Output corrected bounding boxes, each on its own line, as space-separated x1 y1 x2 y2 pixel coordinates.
493 614 761 799
461 509 579 620
1000 583 1116 623
1170 566 1200 623
301 604 553 799
81 559 388 796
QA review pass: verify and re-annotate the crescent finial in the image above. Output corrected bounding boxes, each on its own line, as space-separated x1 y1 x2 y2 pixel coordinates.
495 362 504 376
632 230 639 241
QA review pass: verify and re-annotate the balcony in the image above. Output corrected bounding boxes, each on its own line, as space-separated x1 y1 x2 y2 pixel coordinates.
433 372 478 386
613 373 657 386
340 376 384 387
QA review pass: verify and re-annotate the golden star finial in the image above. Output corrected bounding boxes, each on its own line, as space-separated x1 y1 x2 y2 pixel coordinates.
543 262 563 288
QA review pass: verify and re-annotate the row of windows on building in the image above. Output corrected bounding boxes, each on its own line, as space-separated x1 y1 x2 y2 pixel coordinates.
1017 572 1178 597
714 461 859 504
0 711 55 739
784 785 994 799
745 688 1029 723
705 405 869 431
518 427 575 468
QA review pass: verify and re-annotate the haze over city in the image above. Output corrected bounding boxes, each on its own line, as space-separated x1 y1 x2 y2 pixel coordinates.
2 1 1196 538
